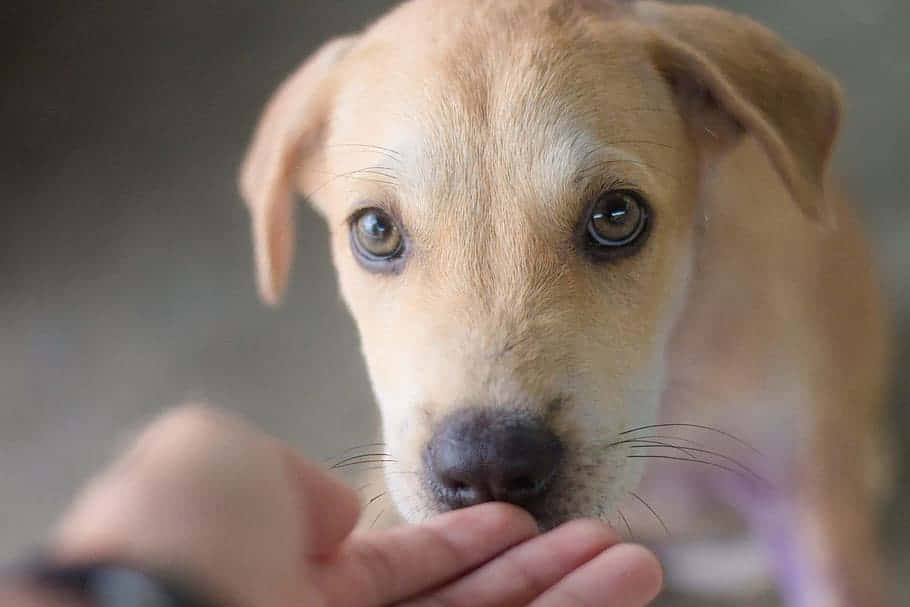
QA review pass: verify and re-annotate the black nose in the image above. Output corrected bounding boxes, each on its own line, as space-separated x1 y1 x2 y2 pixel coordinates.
425 408 564 510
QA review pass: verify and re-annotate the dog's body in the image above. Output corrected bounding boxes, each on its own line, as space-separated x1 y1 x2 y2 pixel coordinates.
636 142 891 605
240 1 892 605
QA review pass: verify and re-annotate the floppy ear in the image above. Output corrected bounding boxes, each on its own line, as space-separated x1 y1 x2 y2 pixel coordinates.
632 2 843 222
240 36 358 305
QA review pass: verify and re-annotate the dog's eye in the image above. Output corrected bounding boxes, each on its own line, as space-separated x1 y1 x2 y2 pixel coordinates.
351 208 404 264
585 190 649 249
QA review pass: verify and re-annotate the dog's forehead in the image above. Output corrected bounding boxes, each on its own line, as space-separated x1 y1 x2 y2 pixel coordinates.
326 12 672 218
364 0 630 35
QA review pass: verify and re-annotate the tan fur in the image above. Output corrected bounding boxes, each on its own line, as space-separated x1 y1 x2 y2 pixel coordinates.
241 1 891 604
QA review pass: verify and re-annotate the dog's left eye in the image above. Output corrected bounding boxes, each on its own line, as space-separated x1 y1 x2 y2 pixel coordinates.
585 190 650 251
350 208 406 271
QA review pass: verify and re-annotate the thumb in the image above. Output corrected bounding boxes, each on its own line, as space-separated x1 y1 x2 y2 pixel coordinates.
51 405 360 606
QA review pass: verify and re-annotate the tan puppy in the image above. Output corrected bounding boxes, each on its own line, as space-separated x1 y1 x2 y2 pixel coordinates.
240 1 892 605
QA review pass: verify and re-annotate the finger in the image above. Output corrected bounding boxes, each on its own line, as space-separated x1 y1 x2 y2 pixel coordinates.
405 519 621 607
280 445 360 555
530 543 663 607
318 503 539 606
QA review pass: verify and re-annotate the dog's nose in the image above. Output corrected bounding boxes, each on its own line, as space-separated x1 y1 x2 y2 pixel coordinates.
425 408 564 510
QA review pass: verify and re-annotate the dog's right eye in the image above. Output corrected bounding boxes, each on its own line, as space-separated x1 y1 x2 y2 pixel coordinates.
350 208 406 270
581 190 651 260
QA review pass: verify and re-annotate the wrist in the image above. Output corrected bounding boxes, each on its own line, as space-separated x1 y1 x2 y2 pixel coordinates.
3 557 224 607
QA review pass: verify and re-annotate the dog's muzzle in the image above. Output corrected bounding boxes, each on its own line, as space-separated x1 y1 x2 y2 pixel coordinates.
424 408 564 514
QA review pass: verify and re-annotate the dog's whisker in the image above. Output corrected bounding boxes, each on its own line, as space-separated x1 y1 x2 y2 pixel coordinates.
351 165 400 178
617 508 635 541
327 143 403 159
354 174 398 185
328 164 400 177
601 138 678 151
335 441 389 453
608 438 763 480
629 491 671 537
323 441 389 463
306 165 400 199
329 453 395 469
369 509 386 530
627 454 770 487
328 452 396 468
334 464 389 474
632 446 769 485
331 457 397 465
630 434 711 450
343 463 421 478
367 491 387 506
625 435 749 463
581 158 682 183
311 170 398 189
328 449 393 460
607 438 699 460
619 423 763 455
331 458 398 470
315 165 399 177
355 481 380 494
318 167 400 181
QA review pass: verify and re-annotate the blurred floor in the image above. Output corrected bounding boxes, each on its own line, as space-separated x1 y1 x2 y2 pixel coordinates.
1 1 907 605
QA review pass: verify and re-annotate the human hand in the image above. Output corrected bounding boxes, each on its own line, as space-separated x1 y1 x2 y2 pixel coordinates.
23 405 661 606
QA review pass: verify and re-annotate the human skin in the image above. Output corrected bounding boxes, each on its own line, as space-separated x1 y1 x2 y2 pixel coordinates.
2 405 662 607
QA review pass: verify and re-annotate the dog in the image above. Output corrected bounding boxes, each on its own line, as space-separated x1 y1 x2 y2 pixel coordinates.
240 1 892 605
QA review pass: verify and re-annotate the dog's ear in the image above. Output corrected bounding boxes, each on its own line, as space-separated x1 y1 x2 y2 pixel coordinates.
633 2 843 222
240 36 358 305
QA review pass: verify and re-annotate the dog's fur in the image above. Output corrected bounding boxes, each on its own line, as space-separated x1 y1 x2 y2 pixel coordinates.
240 1 892 605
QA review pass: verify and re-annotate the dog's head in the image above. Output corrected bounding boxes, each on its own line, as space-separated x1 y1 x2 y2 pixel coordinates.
241 0 840 528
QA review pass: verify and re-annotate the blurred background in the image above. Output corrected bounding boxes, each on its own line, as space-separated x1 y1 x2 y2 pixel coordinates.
1 1 906 605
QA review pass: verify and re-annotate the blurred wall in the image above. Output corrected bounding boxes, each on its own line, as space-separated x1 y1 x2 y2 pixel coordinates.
1 1 907 599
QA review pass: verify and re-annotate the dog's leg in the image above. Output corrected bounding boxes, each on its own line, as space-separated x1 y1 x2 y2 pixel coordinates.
742 489 887 607
723 402 891 607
